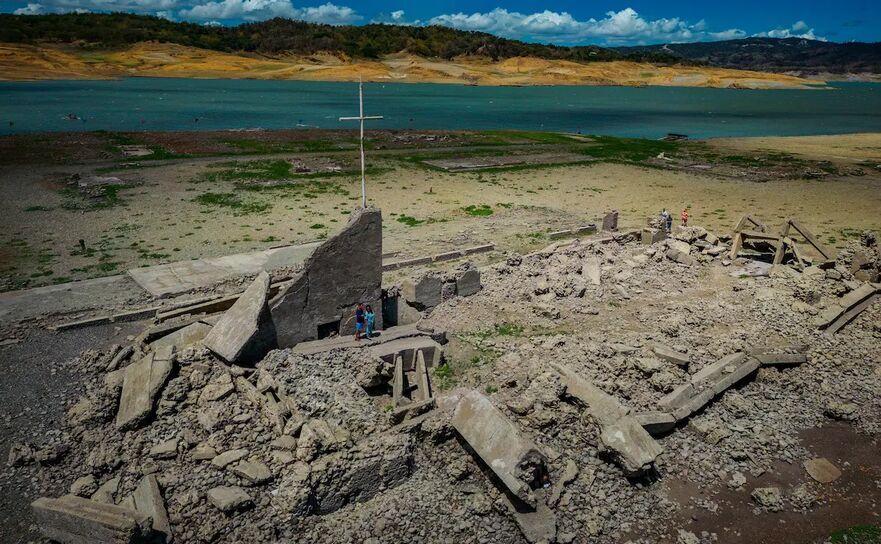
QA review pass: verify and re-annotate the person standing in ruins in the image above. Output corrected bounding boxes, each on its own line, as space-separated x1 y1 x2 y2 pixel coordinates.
365 305 376 339
661 209 670 232
354 303 366 340
681 208 689 227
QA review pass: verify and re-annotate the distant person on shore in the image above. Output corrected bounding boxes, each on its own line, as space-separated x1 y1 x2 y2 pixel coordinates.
354 303 365 340
660 209 670 232
365 305 375 339
666 212 673 233
681 208 689 227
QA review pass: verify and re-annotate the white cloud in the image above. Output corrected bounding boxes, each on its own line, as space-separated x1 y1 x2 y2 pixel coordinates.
179 0 360 24
389 9 403 22
13 3 45 14
426 7 747 46
755 21 826 41
24 0 180 14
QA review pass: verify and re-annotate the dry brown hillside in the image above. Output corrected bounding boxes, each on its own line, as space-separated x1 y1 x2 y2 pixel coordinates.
0 42 824 89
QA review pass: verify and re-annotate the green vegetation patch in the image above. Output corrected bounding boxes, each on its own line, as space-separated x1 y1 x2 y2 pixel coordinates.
580 135 680 162
193 192 270 215
60 184 129 211
463 204 493 217
830 525 881 544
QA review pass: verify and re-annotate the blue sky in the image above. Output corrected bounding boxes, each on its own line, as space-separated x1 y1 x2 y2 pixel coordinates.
5 0 880 45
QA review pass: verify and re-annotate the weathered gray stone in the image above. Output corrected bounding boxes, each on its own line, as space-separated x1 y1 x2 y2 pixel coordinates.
231 460 272 485
634 411 677 435
70 475 97 497
503 492 557 544
602 210 618 232
271 208 383 347
803 458 842 483
148 439 178 460
211 448 248 469
204 271 275 364
90 477 119 504
207 486 253 513
455 268 482 297
115 347 175 430
148 322 212 352
31 495 152 544
652 344 690 367
452 389 548 507
132 475 172 543
191 443 216 461
402 273 442 310
751 487 783 511
641 228 666 245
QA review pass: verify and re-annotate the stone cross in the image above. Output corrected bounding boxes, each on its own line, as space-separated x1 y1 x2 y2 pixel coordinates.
339 79 383 208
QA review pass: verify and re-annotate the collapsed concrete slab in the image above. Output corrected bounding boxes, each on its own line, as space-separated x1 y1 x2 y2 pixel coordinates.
31 494 153 544
816 284 880 334
634 411 677 436
641 228 666 246
271 208 383 347
582 257 601 286
652 344 690 367
131 475 172 543
116 346 175 430
452 389 547 507
204 271 276 364
602 210 619 232
553 364 663 475
659 353 762 422
149 322 212 352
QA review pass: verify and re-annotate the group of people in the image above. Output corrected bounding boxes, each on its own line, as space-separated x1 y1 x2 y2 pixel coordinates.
660 208 689 233
354 302 376 341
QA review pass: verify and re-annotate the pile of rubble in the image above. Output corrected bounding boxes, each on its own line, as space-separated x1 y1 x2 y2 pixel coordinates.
6 216 881 544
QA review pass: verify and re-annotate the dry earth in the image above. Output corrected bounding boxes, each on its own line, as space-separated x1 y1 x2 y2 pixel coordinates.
1 130 880 292
0 42 823 89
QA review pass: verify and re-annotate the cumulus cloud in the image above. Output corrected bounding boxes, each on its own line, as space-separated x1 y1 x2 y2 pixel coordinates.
755 21 826 41
426 7 747 46
13 3 45 14
179 0 359 24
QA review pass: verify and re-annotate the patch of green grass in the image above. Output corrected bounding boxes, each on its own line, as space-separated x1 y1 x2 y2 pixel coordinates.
580 135 680 162
309 223 325 229
23 205 52 212
463 204 493 217
433 363 457 391
485 385 498 394
261 235 280 243
397 215 425 227
60 184 129 211
830 525 881 544
193 192 270 215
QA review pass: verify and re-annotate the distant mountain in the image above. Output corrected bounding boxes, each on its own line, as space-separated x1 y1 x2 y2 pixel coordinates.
0 12 684 64
616 38 881 75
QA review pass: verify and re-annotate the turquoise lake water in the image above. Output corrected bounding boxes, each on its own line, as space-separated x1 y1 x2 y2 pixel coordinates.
0 78 879 138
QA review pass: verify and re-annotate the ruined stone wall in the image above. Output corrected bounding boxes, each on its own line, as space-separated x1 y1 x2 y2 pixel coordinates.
270 208 383 347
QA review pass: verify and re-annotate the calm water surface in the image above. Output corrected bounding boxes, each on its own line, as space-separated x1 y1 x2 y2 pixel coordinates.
0 78 879 138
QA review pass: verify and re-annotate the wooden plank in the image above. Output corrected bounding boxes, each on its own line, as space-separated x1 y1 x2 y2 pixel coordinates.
789 219 833 260
729 232 743 260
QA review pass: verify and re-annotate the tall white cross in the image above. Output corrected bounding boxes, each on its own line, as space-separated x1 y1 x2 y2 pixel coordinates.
339 79 383 208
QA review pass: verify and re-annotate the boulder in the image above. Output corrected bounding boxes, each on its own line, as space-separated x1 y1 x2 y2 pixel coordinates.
132 475 172 543
207 486 253 513
204 271 276 364
31 495 153 544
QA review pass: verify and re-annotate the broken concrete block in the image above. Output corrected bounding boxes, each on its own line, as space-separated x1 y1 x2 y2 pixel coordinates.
602 210 618 232
148 439 178 460
641 228 666 245
582 257 601 286
207 486 253 513
271 208 383 347
149 322 212 352
231 460 272 485
554 364 662 475
452 389 548 507
115 347 175 430
211 448 248 469
307 433 412 514
753 352 808 366
191 443 217 461
455 268 482 297
90 477 119 504
666 248 696 266
204 271 276 364
402 273 442 310
132 475 172 543
652 344 690 367
503 492 557 544
816 284 880 334
31 495 152 544
634 411 677 435
370 336 443 371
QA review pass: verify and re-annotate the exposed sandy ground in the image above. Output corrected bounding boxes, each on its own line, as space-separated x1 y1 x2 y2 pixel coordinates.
710 133 881 164
0 42 823 89
1 131 880 291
